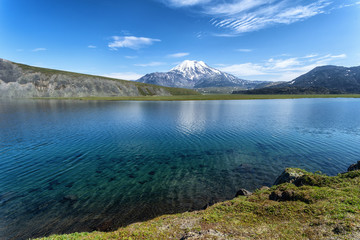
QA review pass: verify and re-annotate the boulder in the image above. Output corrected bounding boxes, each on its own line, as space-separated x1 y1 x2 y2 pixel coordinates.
348 161 360 172
273 168 305 185
269 190 312 203
235 188 252 197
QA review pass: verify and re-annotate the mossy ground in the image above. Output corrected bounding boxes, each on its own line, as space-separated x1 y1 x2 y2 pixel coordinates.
36 169 360 239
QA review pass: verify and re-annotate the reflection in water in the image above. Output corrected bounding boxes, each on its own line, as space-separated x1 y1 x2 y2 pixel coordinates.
177 101 211 134
1 99 360 239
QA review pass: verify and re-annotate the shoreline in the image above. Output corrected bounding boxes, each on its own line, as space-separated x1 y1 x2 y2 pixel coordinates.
35 162 360 240
31 94 360 101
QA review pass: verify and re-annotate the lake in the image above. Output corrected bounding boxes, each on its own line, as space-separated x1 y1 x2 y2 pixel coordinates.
1 98 360 239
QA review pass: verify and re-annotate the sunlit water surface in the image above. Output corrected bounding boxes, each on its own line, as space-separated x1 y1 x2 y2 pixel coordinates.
1 99 360 239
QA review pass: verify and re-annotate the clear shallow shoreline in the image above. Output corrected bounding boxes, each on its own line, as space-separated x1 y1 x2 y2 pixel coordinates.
35 166 360 240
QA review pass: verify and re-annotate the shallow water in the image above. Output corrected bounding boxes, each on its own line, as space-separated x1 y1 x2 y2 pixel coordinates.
1 99 360 239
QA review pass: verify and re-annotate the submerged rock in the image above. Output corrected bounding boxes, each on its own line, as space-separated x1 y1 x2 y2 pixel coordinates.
273 168 305 185
348 161 360 172
61 195 78 204
235 188 252 197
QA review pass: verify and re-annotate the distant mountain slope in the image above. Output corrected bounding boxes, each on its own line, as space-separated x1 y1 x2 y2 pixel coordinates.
0 58 198 98
137 60 268 89
234 65 360 94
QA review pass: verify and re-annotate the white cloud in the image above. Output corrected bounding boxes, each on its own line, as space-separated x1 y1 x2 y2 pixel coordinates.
163 0 211 7
88 45 97 48
302 54 318 58
219 53 347 81
207 0 267 15
104 72 143 80
167 52 190 58
272 58 300 69
236 48 252 52
331 54 347 59
134 62 165 67
32 48 47 52
161 0 340 34
108 36 161 50
211 1 331 34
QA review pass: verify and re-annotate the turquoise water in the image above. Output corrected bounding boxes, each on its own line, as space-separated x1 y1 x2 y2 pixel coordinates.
1 99 360 239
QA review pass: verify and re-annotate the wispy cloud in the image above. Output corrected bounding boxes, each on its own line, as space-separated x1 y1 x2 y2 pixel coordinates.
236 48 252 52
167 52 190 58
108 36 161 50
134 62 165 67
88 45 97 48
219 53 347 81
210 0 331 34
161 0 341 35
163 0 211 7
32 48 47 52
104 72 143 80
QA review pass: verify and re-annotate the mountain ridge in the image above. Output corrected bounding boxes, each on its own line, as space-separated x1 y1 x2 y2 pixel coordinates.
0 58 199 98
234 65 360 94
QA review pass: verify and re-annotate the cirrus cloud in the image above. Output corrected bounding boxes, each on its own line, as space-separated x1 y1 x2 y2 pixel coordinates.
160 0 348 35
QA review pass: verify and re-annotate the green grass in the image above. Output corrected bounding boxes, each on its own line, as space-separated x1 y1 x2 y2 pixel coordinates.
34 94 360 101
36 169 360 239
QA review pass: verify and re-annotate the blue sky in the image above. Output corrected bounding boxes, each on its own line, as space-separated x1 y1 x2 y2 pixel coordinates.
0 0 359 81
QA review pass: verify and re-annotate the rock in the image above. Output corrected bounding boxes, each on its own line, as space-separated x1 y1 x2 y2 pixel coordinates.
180 229 226 240
61 195 78 204
273 168 305 185
269 190 312 203
348 161 360 172
201 200 217 210
259 186 270 191
235 188 252 197
333 224 351 234
269 190 295 201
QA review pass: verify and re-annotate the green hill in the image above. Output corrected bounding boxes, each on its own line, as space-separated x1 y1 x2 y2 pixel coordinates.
0 58 199 98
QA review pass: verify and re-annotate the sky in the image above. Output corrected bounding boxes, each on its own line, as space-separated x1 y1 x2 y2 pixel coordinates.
0 0 360 82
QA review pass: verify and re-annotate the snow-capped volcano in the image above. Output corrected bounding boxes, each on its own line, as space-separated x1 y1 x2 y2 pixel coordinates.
170 60 221 80
137 60 266 89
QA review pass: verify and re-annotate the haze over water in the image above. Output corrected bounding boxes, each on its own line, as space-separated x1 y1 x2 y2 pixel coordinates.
1 98 360 239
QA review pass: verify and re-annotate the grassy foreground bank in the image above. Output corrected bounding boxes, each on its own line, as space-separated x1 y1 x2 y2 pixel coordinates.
35 94 360 101
36 168 360 240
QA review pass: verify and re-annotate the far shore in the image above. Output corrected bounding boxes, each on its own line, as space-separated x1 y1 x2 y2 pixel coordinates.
33 94 360 101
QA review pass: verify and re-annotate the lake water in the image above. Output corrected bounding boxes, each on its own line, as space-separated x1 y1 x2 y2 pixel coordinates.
1 98 360 239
